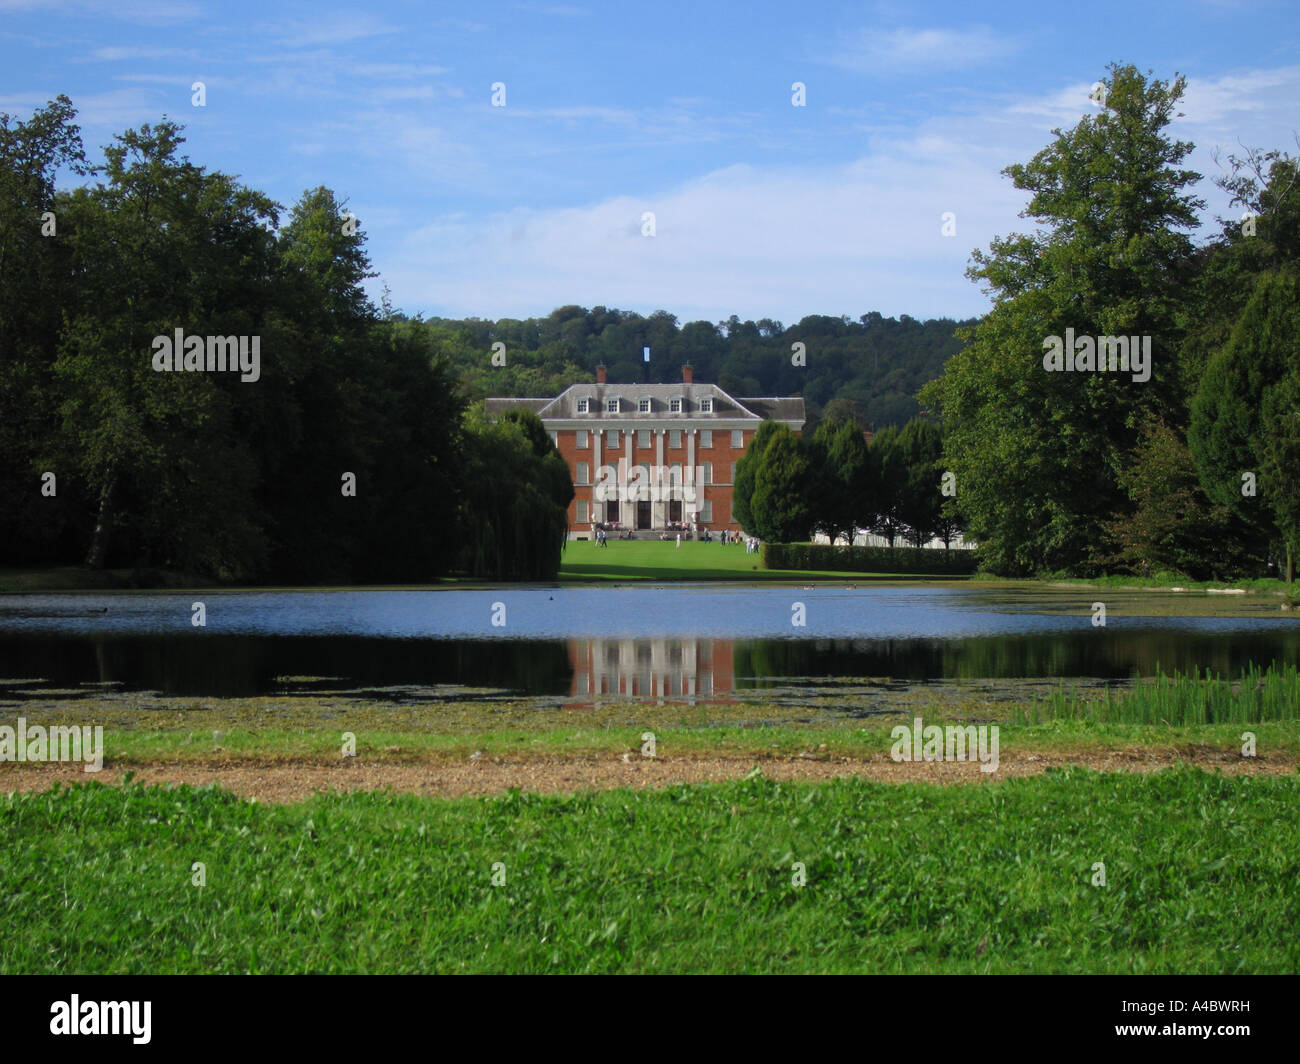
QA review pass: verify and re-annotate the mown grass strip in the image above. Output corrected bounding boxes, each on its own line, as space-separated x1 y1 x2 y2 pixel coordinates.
8 720 1300 765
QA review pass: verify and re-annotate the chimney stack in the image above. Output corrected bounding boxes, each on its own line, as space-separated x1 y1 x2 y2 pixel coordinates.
596 364 607 384
682 363 694 384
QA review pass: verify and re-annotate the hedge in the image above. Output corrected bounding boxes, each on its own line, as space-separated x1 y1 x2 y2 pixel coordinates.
760 542 980 575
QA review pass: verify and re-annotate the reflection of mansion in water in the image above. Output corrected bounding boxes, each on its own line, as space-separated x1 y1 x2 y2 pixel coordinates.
571 638 735 699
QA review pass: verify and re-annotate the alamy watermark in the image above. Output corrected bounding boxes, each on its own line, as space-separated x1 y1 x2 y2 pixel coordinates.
50 995 150 1044
890 716 999 773
1042 329 1151 383
0 717 103 772
594 463 700 503
151 328 261 382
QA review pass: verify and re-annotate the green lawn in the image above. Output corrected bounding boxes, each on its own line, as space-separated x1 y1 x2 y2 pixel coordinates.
558 538 968 582
4 768 1297 973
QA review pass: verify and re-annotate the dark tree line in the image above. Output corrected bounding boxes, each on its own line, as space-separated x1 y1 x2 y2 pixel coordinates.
0 99 571 583
733 414 956 548
427 307 975 431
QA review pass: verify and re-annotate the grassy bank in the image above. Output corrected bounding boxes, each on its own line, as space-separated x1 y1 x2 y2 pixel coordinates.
0 566 217 594
557 539 971 582
3 769 1296 974
1023 571 1300 599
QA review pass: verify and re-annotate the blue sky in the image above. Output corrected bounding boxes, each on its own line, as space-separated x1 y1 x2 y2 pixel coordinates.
2 0 1298 325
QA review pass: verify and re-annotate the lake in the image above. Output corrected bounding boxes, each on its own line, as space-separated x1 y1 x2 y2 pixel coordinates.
1 585 1297 702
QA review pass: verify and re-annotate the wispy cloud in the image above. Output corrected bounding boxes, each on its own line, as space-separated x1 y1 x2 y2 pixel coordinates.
0 0 200 22
514 3 591 14
86 45 199 62
825 25 1022 74
268 12 397 47
347 62 453 79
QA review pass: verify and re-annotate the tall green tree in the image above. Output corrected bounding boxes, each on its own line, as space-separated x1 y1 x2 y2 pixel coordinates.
1100 415 1257 579
459 407 572 580
920 64 1203 574
732 419 782 533
53 120 278 576
1188 270 1300 581
0 96 89 562
749 426 813 542
806 415 872 545
868 425 909 547
893 418 945 547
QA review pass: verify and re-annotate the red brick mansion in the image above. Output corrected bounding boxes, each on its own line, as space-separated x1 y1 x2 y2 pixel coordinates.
486 365 805 538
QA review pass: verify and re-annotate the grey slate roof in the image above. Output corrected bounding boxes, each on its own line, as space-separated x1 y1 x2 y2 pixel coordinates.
737 397 806 422
483 397 549 416
486 383 805 425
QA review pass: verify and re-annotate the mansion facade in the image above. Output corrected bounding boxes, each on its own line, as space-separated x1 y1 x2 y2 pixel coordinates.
485 365 805 537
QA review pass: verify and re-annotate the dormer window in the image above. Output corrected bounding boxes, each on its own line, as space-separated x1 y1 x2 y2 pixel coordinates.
699 397 714 413
638 397 652 413
577 397 591 414
606 398 620 413
669 397 683 413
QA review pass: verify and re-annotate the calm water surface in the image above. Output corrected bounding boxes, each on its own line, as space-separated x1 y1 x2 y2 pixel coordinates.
1 585 1296 700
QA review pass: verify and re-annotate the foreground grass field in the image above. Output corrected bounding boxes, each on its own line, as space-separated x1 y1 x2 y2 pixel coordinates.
2 768 1296 974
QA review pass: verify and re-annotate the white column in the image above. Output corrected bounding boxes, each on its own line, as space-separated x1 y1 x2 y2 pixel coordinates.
686 429 697 526
654 429 665 528
592 427 601 523
624 430 633 527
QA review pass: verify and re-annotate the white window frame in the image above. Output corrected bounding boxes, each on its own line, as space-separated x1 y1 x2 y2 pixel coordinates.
576 462 590 485
702 461 712 485
670 428 681 449
577 499 589 524
700 429 712 448
669 397 683 413
606 429 619 447
577 397 591 414
731 429 743 449
606 397 620 413
700 397 713 413
577 430 589 449
638 429 650 448
701 500 713 523
638 397 652 413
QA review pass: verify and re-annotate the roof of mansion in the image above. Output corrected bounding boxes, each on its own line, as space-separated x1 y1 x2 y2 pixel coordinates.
485 382 805 425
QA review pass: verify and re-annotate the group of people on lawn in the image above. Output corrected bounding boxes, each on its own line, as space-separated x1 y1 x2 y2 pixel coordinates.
592 522 759 553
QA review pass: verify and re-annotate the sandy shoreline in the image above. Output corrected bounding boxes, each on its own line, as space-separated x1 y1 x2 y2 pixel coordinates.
3 746 1292 803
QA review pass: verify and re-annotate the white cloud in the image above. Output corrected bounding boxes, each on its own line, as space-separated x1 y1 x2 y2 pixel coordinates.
375 63 1300 323
384 150 1016 323
269 13 396 47
825 25 1023 75
87 45 198 61
514 2 591 14
347 62 454 79
0 0 199 21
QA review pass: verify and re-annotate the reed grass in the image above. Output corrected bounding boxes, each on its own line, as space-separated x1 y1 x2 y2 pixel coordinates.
1020 662 1300 725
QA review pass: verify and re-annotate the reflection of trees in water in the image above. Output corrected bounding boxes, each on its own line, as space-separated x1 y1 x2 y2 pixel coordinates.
6 629 1299 697
0 636 573 698
733 632 1300 683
